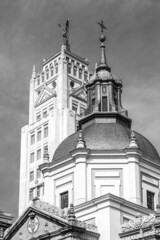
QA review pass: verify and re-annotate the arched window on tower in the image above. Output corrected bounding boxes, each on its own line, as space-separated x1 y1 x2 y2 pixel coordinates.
79 69 82 79
42 72 44 82
73 66 77 76
37 75 40 86
46 69 49 80
68 63 71 74
55 63 58 74
84 71 88 81
50 63 54 77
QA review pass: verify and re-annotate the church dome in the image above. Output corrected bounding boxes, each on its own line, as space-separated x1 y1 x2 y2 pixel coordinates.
52 23 160 166
53 123 160 164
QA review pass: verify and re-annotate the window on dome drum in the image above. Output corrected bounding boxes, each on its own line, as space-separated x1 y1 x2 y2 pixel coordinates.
147 191 154 210
44 125 48 138
37 149 41 160
36 113 41 122
30 152 34 163
37 130 41 141
29 189 34 201
73 66 77 76
60 191 68 209
68 63 71 74
30 171 34 182
102 96 108 111
31 134 35 145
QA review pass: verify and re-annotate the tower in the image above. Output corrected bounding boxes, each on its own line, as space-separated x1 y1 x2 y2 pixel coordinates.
19 20 89 215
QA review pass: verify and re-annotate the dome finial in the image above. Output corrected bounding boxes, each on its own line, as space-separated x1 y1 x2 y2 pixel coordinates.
129 130 138 148
76 130 86 148
97 20 110 72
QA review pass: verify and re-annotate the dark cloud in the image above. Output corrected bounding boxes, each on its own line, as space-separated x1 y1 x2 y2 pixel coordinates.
0 0 159 218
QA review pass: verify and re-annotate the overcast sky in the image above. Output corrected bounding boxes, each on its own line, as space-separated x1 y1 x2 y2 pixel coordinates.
0 0 159 219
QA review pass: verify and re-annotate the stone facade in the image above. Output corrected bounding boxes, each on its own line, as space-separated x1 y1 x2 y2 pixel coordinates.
19 41 89 214
4 199 99 240
120 207 160 240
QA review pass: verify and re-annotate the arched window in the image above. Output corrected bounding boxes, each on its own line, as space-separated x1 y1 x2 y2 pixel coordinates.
55 63 58 74
79 69 82 79
73 66 77 76
37 75 40 85
46 70 49 80
42 72 44 82
84 71 88 81
68 63 71 74
50 63 54 77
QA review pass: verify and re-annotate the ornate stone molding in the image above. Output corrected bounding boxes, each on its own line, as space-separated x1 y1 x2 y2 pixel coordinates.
121 213 160 233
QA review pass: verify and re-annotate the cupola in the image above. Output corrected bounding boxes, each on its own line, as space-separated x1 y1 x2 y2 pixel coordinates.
80 21 131 129
85 21 127 117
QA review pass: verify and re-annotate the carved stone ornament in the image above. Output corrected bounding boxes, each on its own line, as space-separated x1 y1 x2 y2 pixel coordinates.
121 214 160 233
69 110 74 117
33 200 68 219
27 216 39 234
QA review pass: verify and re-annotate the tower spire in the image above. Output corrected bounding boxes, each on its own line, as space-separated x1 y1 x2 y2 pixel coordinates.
96 20 110 72
32 64 36 79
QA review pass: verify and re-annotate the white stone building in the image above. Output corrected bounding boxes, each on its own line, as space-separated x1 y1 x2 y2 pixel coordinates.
19 20 160 240
19 20 89 214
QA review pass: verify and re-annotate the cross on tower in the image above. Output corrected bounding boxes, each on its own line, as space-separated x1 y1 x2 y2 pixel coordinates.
98 20 107 33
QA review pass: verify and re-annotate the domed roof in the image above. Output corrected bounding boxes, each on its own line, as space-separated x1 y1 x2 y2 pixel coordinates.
89 70 113 82
53 123 160 164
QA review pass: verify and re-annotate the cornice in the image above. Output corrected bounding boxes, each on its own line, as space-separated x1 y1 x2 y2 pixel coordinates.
65 50 89 65
74 193 154 216
79 112 132 129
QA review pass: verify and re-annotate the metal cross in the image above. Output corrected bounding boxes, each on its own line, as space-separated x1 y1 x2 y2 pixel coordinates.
98 20 107 33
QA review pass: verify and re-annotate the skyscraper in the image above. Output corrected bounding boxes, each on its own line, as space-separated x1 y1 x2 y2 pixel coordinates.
19 20 89 215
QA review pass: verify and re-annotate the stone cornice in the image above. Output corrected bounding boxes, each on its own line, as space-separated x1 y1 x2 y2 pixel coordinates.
74 193 154 216
42 52 61 67
65 50 89 65
79 112 132 129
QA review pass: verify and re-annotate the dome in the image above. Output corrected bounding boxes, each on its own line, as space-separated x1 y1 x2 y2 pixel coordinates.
89 70 113 82
53 123 160 164
97 69 113 80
